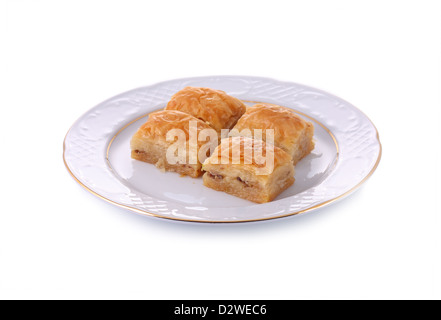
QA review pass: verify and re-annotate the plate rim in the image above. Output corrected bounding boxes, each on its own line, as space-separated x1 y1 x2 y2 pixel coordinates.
63 75 382 223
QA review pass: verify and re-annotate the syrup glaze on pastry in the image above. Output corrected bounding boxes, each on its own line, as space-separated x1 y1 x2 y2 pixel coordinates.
229 103 315 164
202 137 295 203
165 86 246 136
131 110 217 178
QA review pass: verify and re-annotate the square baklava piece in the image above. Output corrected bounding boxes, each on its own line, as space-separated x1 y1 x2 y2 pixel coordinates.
131 110 217 178
202 137 295 203
229 103 315 164
165 86 246 137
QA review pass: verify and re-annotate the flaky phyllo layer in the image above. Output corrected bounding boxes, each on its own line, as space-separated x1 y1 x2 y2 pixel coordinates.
229 103 314 164
202 137 295 203
130 110 218 177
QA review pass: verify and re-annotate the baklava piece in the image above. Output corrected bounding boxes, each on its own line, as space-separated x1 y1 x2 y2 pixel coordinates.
131 110 217 178
202 137 295 203
165 86 246 137
229 103 315 165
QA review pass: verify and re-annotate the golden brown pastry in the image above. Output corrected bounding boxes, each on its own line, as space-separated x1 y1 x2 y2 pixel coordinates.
165 86 246 136
131 110 218 178
229 103 315 165
202 137 295 203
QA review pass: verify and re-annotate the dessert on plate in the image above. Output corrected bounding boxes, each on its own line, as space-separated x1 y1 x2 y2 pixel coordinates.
229 103 315 164
130 87 313 203
165 86 246 137
131 110 217 178
202 136 295 203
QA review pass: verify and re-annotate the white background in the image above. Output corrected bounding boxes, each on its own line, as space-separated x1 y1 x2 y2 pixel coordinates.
1 0 440 300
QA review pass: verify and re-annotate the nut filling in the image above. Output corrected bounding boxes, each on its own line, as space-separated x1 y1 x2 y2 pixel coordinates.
208 172 223 180
237 177 250 187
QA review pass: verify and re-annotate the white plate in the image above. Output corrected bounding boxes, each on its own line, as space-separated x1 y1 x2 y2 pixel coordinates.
63 76 382 223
